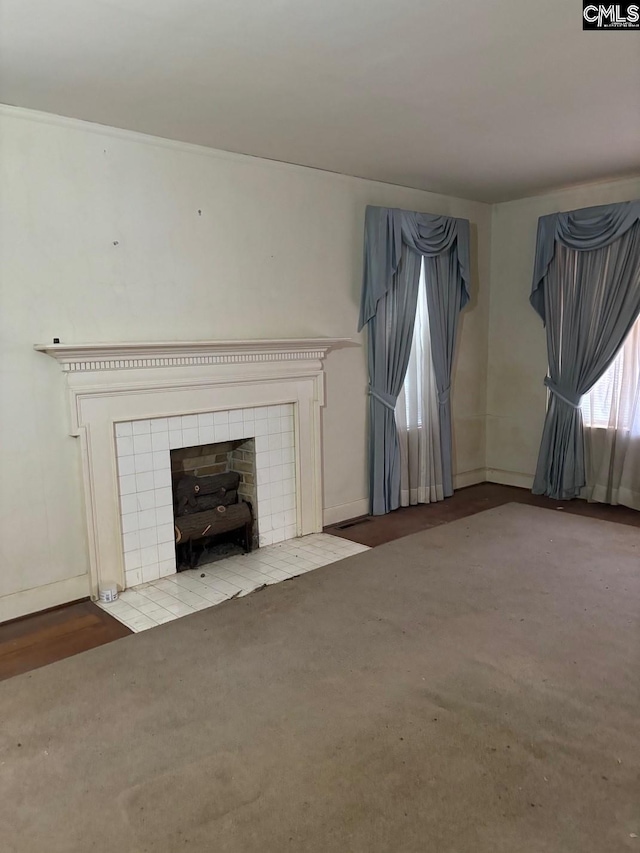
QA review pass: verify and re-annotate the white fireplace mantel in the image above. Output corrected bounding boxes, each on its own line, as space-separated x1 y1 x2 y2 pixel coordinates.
36 337 353 598
34 337 351 372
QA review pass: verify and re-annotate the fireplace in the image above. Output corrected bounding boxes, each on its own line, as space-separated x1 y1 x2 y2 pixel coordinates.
171 437 258 568
172 438 257 503
173 466 254 570
34 338 350 597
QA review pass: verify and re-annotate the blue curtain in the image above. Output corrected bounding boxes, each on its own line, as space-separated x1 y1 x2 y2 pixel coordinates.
359 206 471 515
530 200 640 499
367 245 421 515
424 249 467 498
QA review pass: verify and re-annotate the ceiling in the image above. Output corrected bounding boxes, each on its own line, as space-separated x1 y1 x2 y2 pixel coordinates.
1 0 638 202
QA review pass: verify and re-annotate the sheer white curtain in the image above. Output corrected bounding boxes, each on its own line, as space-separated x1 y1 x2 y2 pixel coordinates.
395 258 444 506
582 316 640 510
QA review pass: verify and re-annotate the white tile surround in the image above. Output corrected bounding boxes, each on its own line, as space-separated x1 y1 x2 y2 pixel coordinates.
116 404 297 588
36 338 351 599
98 533 369 632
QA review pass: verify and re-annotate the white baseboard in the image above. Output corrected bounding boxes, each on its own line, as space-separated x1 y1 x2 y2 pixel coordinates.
323 498 369 527
485 468 535 489
454 468 487 489
0 574 90 624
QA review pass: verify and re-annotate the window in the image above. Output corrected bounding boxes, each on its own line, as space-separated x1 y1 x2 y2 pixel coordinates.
398 260 432 431
581 314 640 435
394 259 444 506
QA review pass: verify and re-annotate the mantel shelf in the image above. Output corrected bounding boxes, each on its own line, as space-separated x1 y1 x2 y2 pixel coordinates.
34 337 355 372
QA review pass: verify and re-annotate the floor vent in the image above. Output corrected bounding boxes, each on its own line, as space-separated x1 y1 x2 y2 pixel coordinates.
334 517 372 530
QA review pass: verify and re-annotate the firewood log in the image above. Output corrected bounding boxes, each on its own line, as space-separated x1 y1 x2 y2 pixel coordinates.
175 472 240 502
179 489 238 515
174 502 252 544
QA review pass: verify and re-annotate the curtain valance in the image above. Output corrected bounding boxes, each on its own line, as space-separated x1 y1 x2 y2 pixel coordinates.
358 206 471 331
531 200 640 321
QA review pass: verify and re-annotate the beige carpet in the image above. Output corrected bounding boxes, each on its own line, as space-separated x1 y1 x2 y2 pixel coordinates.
1 503 639 852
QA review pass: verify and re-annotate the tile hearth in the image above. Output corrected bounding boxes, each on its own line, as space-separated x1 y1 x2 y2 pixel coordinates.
97 533 369 633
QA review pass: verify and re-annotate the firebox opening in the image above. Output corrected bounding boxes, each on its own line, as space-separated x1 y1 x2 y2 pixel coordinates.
171 438 257 570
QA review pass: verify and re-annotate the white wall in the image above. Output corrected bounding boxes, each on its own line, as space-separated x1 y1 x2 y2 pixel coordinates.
0 106 491 620
486 176 640 487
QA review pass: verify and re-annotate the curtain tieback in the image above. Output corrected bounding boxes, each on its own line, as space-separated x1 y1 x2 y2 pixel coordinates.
544 377 582 409
437 385 451 405
368 386 397 411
